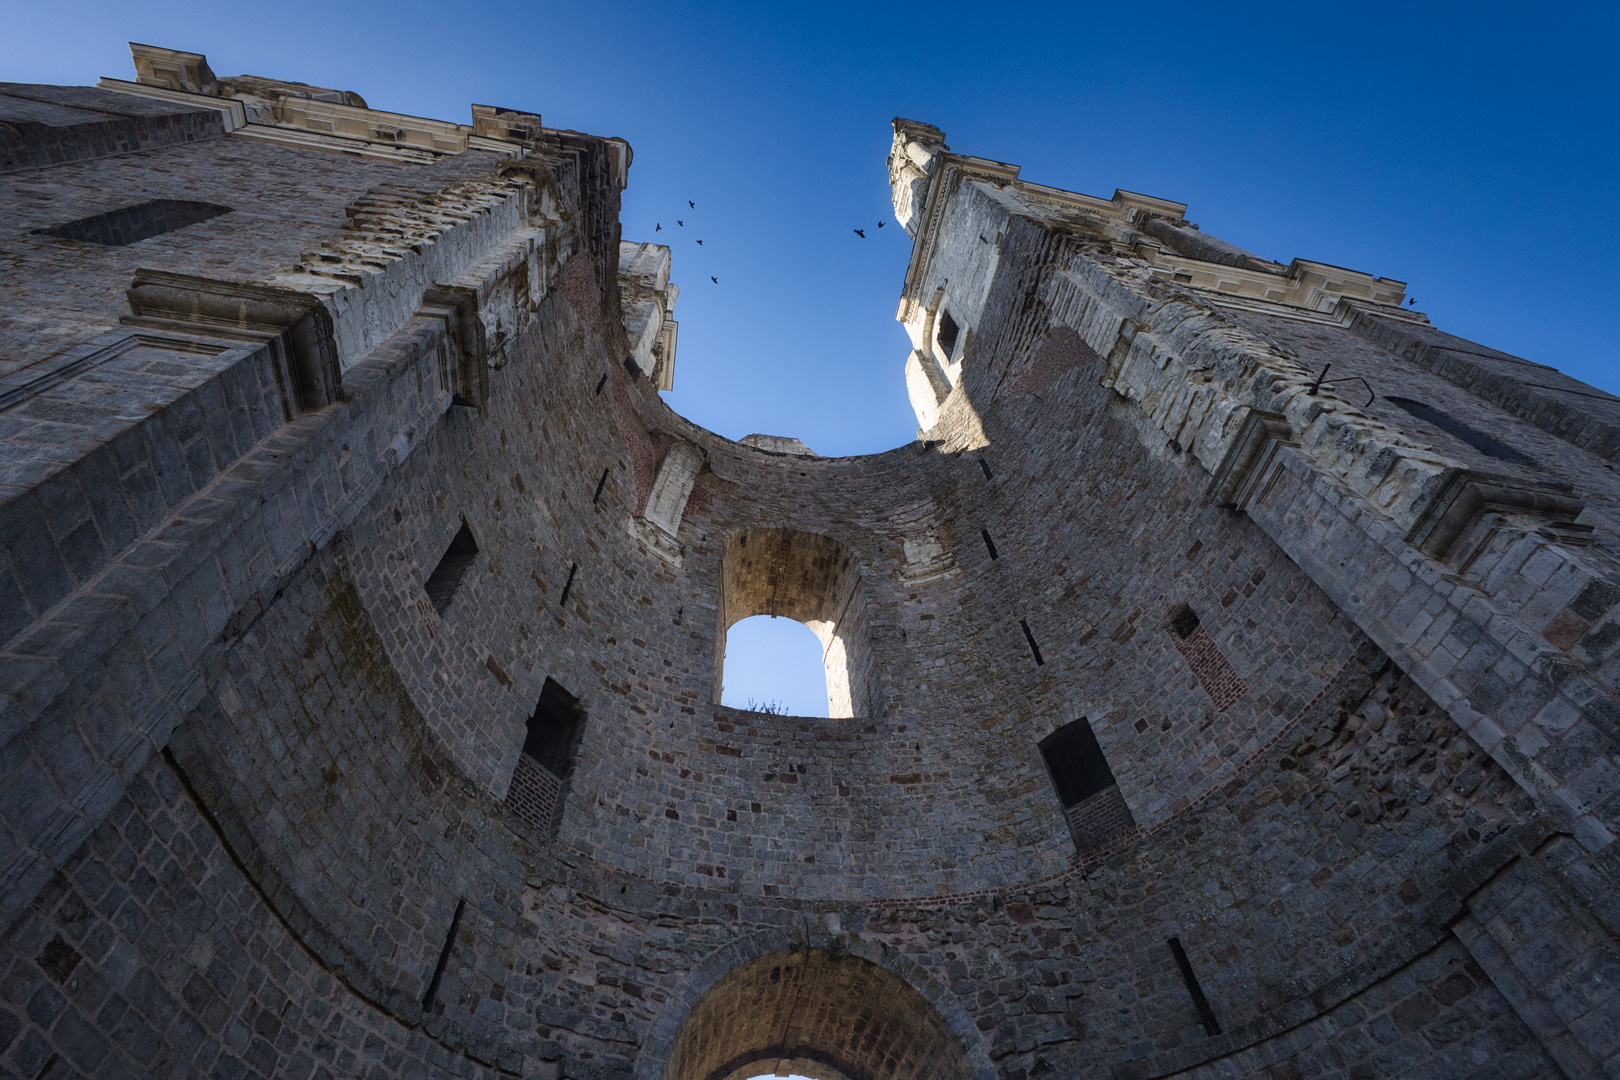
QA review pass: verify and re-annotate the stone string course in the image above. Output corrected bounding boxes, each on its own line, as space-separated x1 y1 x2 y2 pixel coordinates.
0 64 1618 1080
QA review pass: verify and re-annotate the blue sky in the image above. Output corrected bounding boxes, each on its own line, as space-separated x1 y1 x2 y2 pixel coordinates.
9 0 1615 714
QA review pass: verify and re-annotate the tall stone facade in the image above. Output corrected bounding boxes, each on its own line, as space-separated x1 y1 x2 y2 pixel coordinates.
1 44 1618 1080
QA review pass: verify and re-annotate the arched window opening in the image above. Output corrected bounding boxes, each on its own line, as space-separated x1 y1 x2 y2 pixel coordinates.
935 307 961 361
717 529 878 718
720 615 829 717
666 949 979 1080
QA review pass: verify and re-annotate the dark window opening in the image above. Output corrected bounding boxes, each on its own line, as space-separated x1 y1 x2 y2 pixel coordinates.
595 372 609 395
424 521 479 615
1387 396 1533 466
1040 718 1118 809
981 529 999 560
507 678 586 834
978 457 993 481
523 678 586 778
936 310 961 359
1169 604 1200 640
36 199 232 246
623 355 642 381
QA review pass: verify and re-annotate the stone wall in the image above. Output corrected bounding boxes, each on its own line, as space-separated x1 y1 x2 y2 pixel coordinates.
2 66 1619 1080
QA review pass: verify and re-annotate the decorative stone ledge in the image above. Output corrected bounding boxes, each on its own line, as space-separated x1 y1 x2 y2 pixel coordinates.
1406 469 1587 565
125 269 341 411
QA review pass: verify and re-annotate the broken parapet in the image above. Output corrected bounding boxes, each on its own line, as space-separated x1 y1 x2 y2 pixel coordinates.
739 433 816 456
619 241 679 390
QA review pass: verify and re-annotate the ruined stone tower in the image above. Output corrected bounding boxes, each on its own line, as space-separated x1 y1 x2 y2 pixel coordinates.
2 44 1619 1080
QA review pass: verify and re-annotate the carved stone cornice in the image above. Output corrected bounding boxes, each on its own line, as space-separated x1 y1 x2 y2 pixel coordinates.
418 287 490 411
124 269 341 411
1407 470 1588 564
1205 409 1297 510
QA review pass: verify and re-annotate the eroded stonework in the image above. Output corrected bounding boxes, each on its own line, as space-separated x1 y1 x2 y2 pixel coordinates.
1 42 1619 1080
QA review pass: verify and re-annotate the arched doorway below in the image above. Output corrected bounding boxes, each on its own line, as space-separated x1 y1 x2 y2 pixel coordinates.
666 948 977 1080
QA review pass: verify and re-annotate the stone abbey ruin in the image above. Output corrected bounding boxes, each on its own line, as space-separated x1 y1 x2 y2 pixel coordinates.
3 42 1620 1080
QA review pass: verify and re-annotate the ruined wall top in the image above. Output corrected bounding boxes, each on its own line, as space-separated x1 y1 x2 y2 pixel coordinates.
100 41 627 177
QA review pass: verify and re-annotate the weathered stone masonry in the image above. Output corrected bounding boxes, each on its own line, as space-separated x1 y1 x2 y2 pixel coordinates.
1 45 1618 1080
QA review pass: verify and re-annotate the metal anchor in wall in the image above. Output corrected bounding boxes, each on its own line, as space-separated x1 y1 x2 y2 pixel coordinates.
1307 362 1375 408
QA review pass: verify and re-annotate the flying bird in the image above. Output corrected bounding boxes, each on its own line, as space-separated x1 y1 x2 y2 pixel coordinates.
677 220 684 227
877 220 886 228
1408 297 1416 306
696 239 703 245
854 229 866 238
710 276 718 284
655 223 662 232
688 200 695 209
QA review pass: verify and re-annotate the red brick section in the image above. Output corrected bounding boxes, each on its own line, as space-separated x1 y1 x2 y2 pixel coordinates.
506 753 562 833
1065 783 1136 853
1172 626 1249 711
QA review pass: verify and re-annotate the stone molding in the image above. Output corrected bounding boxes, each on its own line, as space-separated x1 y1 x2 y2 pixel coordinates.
899 533 958 584
101 43 551 165
124 269 342 411
1205 407 1297 509
618 241 680 389
1406 469 1587 565
419 287 491 410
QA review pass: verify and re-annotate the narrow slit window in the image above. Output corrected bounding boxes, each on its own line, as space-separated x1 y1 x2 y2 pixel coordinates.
421 899 465 1013
36 199 232 246
507 679 585 834
1168 937 1222 1037
1020 619 1044 666
424 521 479 615
1386 396 1533 465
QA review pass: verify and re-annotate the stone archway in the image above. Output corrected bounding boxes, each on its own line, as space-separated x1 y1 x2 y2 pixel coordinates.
717 529 878 717
664 946 980 1080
